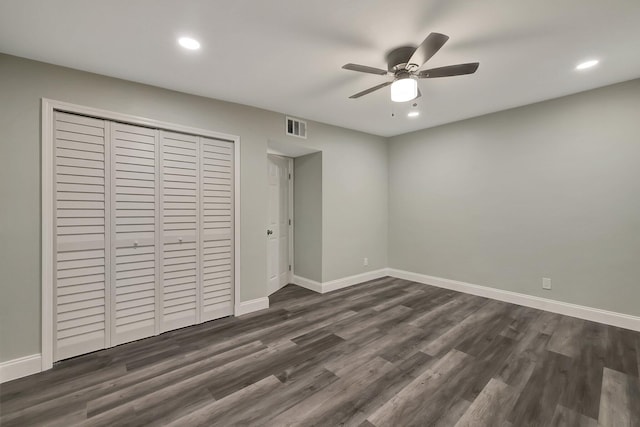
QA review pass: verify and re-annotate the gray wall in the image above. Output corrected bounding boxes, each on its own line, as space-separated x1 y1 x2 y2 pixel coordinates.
0 54 388 362
318 124 389 281
389 79 640 317
294 152 323 282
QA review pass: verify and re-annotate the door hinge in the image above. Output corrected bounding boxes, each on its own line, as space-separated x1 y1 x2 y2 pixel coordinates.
288 173 291 180
289 265 292 271
288 219 291 226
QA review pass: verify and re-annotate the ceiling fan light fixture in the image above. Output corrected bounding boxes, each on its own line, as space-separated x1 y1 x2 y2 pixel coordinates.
391 78 418 102
344 32 478 101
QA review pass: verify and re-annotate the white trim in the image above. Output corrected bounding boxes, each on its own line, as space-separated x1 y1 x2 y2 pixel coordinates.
322 269 389 293
0 354 42 384
387 269 640 332
288 158 294 284
292 275 323 293
234 132 241 319
235 297 270 316
41 98 242 371
43 98 240 141
293 269 389 294
266 147 290 157
41 101 54 371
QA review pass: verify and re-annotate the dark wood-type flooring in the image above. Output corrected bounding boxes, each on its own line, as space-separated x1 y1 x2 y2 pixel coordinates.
1 277 640 426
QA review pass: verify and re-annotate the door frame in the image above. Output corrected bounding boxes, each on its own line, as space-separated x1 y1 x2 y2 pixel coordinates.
41 98 241 371
266 154 294 292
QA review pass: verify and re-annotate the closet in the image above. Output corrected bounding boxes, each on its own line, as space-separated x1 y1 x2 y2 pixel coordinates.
53 111 234 361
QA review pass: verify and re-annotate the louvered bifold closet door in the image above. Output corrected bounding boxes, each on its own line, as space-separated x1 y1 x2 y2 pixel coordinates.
110 123 159 345
200 137 234 321
54 112 109 361
160 131 200 331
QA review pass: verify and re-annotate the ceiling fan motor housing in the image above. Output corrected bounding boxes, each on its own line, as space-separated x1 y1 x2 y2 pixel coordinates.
395 70 413 81
386 46 418 72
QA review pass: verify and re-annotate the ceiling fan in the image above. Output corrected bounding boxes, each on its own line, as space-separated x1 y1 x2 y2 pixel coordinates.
342 32 479 102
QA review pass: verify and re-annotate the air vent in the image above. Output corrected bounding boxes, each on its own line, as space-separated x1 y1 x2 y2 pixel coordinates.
286 116 307 139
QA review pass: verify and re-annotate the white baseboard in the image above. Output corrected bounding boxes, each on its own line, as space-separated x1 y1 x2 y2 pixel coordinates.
293 269 389 294
0 354 42 384
235 297 270 316
387 268 640 332
292 275 323 293
322 269 389 293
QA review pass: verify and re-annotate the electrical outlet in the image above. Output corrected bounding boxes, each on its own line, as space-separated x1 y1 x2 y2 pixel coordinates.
542 278 552 290
363 257 369 266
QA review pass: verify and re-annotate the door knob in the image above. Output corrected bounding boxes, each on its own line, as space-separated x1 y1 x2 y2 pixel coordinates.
267 229 273 236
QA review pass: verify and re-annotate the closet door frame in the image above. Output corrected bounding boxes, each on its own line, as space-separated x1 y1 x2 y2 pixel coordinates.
41 98 241 371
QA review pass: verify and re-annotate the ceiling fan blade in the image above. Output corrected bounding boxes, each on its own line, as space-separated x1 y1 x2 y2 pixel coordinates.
349 81 392 99
342 63 389 76
418 62 480 78
407 32 449 69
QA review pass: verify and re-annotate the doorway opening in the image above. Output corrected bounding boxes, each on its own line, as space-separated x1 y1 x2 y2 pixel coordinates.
266 138 322 297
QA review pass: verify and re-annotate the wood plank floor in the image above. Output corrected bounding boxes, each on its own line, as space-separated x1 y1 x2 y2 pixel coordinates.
1 277 639 426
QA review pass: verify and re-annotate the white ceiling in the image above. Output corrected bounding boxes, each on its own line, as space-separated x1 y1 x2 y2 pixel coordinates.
1 0 639 137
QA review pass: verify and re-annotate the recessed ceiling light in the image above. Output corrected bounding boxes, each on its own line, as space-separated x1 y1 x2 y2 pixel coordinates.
576 59 598 70
178 37 200 50
408 111 420 118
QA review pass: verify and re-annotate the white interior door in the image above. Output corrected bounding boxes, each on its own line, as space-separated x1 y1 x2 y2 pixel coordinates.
160 130 199 332
200 137 234 321
110 122 159 346
54 112 109 361
267 155 291 295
